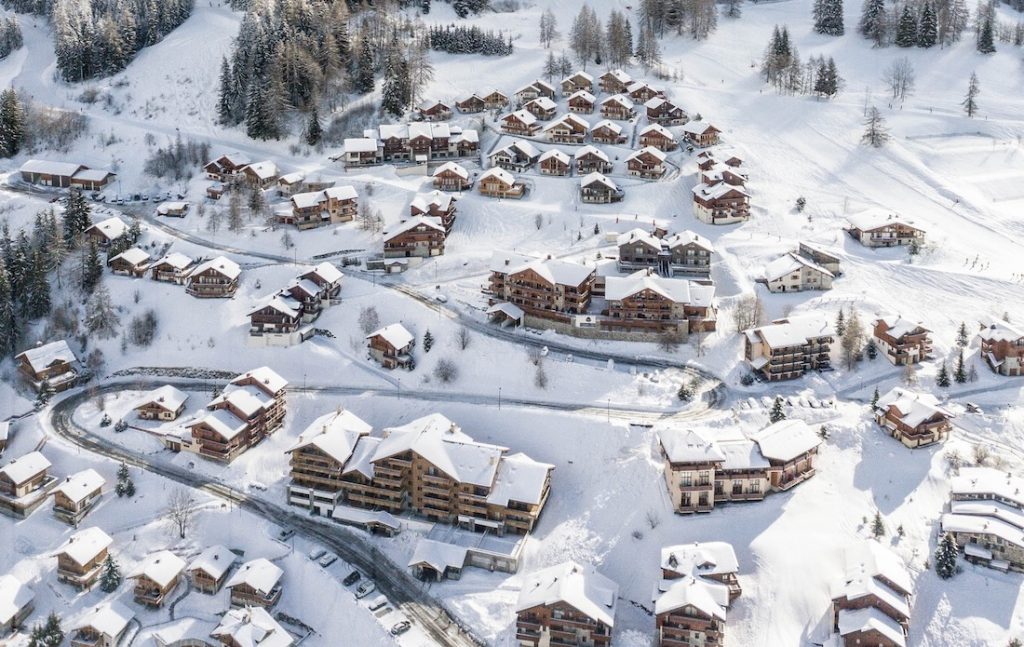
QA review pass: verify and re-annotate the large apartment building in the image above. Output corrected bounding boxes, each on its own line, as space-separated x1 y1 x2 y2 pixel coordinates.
978 319 1024 376
602 270 716 335
743 316 834 381
516 561 617 647
286 412 554 536
831 542 913 647
654 542 740 647
658 420 822 514
616 228 714 276
874 387 953 448
872 315 932 366
942 467 1024 572
489 252 596 319
187 367 288 462
845 211 926 248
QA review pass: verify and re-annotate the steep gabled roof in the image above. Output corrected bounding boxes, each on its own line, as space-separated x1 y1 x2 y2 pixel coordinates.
517 561 618 627
287 409 372 466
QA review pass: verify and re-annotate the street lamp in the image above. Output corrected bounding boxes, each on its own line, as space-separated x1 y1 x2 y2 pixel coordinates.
498 387 502 410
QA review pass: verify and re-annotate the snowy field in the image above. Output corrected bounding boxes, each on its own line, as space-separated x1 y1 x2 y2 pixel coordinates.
0 0 1023 644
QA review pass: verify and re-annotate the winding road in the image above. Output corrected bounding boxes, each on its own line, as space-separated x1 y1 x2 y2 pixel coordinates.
43 373 722 647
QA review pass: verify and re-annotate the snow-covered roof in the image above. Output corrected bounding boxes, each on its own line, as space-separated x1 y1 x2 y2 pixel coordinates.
480 167 516 186
846 209 921 233
640 123 674 140
666 230 714 252
717 439 770 470
626 146 667 163
211 388 266 418
212 606 293 647
138 385 188 413
568 90 596 103
324 185 358 201
951 467 1024 508
875 387 951 428
343 436 381 480
528 97 557 112
154 252 193 270
645 96 668 110
693 182 749 201
411 190 454 213
489 250 536 274
304 262 343 285
497 254 593 288
111 247 151 267
192 409 248 441
517 561 618 627
659 429 726 464
230 367 287 396
837 607 906 647
212 152 251 168
661 542 739 579
604 272 705 305
130 550 185 587
602 69 632 84
242 161 278 180
409 122 451 140
86 216 128 241
74 601 133 637
617 228 661 249
543 113 589 132
56 527 113 565
277 172 304 185
601 93 634 109
72 168 115 182
291 190 324 210
580 172 617 191
682 120 719 135
384 216 445 240
187 544 238 580
52 468 104 503
745 316 833 348
590 120 622 135
0 451 51 485
16 340 77 373
654 576 727 619
434 161 469 179
978 319 1024 343
20 159 85 177
408 539 468 572
500 140 540 159
873 314 928 339
0 421 8 443
575 144 610 161
376 414 507 487
749 419 821 462
418 99 449 112
487 452 554 507
765 252 834 282
287 409 372 465
539 149 570 165
844 541 914 598
225 558 283 595
250 295 299 319
0 575 33 625
564 71 594 84
504 109 537 126
192 256 241 280
942 511 1024 549
366 323 414 350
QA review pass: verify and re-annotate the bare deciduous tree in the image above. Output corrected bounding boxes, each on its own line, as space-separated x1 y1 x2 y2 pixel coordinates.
456 326 471 351
433 358 459 383
882 57 916 103
731 294 764 332
165 487 197 539
358 306 380 335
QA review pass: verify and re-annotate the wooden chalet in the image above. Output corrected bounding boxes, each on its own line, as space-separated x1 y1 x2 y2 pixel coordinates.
410 190 457 233
600 94 635 120
150 252 195 284
626 147 667 179
383 217 446 259
561 71 594 96
490 141 540 172
432 162 472 191
51 468 104 525
874 387 952 448
580 172 623 204
212 607 293 647
599 69 633 94
239 161 278 188
524 97 558 121
185 256 240 298
156 201 190 217
978 319 1024 376
538 149 571 176
681 121 721 148
845 211 925 248
655 543 739 647
478 168 526 199
455 94 485 113
616 228 714 276
70 601 133 647
417 100 452 122
542 114 589 144
645 97 689 125
135 385 189 421
108 247 150 277
567 90 596 114
489 253 595 317
282 185 358 230
872 315 932 366
831 542 912 647
225 558 283 608
627 81 663 103
501 110 540 136
55 527 112 590
481 89 509 110
129 550 185 608
590 120 626 144
764 253 834 293
187 545 238 594
15 340 78 393
84 216 128 249
366 324 415 370
0 575 33 637
638 124 677 151
692 182 750 225
575 146 612 174
204 153 251 181
516 562 617 647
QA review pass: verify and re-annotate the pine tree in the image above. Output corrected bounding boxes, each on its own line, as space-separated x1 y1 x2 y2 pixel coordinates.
353 36 375 94
818 0 845 35
934 532 959 578
81 240 103 294
871 386 880 407
117 462 129 483
769 396 786 423
0 88 24 157
895 5 918 46
423 329 434 353
216 57 237 125
677 381 694 401
62 190 92 249
937 361 951 387
962 72 980 117
85 284 119 338
859 0 888 45
304 107 322 147
835 309 846 336
27 612 63 647
99 554 121 592
872 510 885 537
0 265 17 356
35 380 53 408
955 350 967 383
918 2 938 46
862 107 890 148
814 57 842 98
956 322 969 347
977 17 995 53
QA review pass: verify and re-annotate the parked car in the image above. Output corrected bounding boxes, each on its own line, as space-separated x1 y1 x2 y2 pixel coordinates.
278 527 295 541
318 552 338 567
367 595 388 611
342 570 361 586
390 621 411 636
308 548 326 561
354 580 376 599
965 402 983 414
